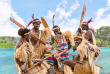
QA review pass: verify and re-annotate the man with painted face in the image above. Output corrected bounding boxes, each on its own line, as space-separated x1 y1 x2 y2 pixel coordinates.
30 18 51 59
14 28 33 73
31 18 41 46
81 22 100 59
51 25 73 50
81 21 96 45
73 19 100 58
52 25 62 35
63 36 82 71
73 37 100 74
15 28 50 74
64 35 100 74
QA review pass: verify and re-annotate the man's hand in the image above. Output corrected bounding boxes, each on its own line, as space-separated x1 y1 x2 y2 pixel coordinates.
72 55 76 58
95 52 100 57
15 58 25 67
73 46 77 52
22 68 27 73
51 36 54 41
63 60 76 69
54 54 57 58
37 60 42 66
57 54 60 57
54 54 60 59
78 28 81 33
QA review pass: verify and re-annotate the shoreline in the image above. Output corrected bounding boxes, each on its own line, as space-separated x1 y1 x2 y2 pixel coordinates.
0 47 110 49
98 47 110 48
0 48 15 49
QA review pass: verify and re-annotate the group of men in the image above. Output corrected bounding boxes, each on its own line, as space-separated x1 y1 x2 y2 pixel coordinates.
14 17 100 74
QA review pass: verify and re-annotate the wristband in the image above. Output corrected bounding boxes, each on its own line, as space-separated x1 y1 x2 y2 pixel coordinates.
20 65 25 70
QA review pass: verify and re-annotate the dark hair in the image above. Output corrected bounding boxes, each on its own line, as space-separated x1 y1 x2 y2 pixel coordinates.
32 18 40 24
33 18 40 21
18 28 30 38
53 25 59 28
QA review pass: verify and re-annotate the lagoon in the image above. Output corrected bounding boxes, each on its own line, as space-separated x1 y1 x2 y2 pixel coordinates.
0 48 110 74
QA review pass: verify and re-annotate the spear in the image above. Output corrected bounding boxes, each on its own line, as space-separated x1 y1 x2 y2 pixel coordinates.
26 14 34 27
53 15 55 27
10 17 46 45
57 48 103 69
79 3 86 27
25 52 57 73
10 17 56 73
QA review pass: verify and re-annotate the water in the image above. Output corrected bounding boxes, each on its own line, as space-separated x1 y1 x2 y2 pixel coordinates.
0 48 110 74
0 48 17 74
68 48 110 74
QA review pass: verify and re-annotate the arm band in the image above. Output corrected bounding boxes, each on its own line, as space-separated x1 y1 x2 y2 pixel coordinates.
20 65 25 70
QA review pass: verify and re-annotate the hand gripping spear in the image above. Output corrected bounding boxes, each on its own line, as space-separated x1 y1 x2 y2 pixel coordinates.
10 17 58 73
41 16 62 69
77 3 103 69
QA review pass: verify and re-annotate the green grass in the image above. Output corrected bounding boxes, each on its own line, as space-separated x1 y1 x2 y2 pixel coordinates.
0 43 15 48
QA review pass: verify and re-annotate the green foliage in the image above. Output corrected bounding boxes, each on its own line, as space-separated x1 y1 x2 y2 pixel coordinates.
0 26 110 48
96 26 110 47
0 36 20 48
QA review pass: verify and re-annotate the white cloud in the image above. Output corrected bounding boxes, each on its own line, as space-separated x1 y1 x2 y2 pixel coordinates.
66 18 78 26
46 0 80 34
45 10 55 20
92 0 110 29
96 8 107 18
0 0 25 36
70 1 79 11
55 0 79 20
107 0 110 8
46 0 79 20
46 0 110 34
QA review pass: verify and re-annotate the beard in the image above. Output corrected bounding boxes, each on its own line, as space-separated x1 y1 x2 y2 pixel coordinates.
34 26 39 30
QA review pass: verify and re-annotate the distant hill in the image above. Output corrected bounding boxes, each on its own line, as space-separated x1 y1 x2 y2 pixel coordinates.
96 26 110 48
0 26 110 48
0 36 20 48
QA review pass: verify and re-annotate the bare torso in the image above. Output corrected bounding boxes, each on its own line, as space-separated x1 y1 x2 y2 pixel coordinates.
30 28 40 46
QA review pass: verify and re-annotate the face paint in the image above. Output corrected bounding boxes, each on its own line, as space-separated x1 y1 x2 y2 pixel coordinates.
74 37 82 46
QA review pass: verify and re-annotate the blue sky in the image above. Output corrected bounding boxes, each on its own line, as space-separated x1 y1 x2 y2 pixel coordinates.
0 0 110 36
